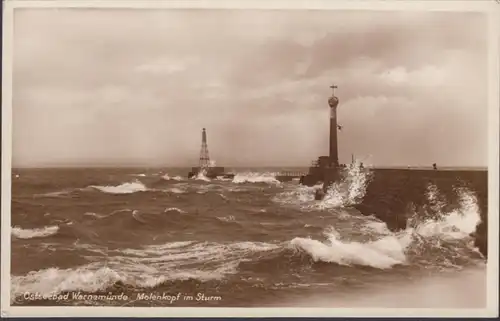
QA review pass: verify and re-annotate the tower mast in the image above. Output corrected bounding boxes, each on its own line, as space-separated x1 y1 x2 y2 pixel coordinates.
199 128 210 168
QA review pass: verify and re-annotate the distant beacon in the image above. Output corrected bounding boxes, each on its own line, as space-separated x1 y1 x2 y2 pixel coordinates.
187 128 235 180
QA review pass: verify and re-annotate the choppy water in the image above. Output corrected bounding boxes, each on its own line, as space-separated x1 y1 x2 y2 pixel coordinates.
10 165 487 307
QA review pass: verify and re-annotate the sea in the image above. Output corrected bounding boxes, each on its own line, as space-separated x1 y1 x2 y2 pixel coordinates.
10 165 487 308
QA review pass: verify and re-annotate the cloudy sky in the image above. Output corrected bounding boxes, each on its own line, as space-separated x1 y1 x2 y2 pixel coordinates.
12 8 489 167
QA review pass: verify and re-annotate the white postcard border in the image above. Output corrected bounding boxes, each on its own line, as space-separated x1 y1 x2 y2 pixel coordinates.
1 0 499 318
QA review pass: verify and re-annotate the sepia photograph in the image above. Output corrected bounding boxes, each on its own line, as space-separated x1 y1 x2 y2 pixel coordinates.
2 0 499 317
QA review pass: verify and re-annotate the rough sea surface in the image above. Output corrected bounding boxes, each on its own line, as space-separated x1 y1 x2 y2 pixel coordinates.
10 165 487 307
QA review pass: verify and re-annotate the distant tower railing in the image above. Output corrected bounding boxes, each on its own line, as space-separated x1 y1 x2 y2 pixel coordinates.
199 128 210 169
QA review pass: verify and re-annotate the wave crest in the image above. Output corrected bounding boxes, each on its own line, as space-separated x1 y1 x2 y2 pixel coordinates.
90 181 147 194
232 172 280 184
291 185 483 270
11 240 281 301
11 226 59 239
162 174 184 181
290 226 406 269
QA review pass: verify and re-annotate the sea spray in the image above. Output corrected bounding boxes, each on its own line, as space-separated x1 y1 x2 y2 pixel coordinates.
193 170 210 182
273 163 372 210
320 164 373 208
406 185 481 240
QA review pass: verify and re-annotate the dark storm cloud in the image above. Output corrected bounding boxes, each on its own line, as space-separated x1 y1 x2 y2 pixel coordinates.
11 9 489 167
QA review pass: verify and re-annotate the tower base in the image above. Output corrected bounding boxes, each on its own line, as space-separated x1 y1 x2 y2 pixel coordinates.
299 156 343 200
300 167 341 188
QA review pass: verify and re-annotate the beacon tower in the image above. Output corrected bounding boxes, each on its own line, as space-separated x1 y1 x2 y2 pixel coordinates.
329 85 340 167
299 85 342 191
188 128 234 179
199 128 210 168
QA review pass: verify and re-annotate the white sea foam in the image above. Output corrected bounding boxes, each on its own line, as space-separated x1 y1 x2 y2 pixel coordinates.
11 240 281 300
11 226 59 239
291 186 482 270
291 226 407 269
164 207 186 214
215 176 233 182
362 220 393 235
218 193 229 200
90 181 147 194
131 210 148 224
232 172 280 184
169 187 186 194
34 190 71 198
162 174 184 181
273 184 323 206
407 184 481 240
142 241 195 252
193 170 211 182
83 212 108 219
217 215 236 222
11 265 125 298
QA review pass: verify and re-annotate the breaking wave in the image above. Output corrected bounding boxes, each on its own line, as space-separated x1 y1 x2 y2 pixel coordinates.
164 207 186 214
192 170 210 182
291 184 483 270
232 172 280 184
291 226 406 269
11 182 482 303
90 181 148 194
407 184 481 240
11 241 280 301
12 226 60 239
11 165 486 306
274 163 371 209
162 174 184 181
